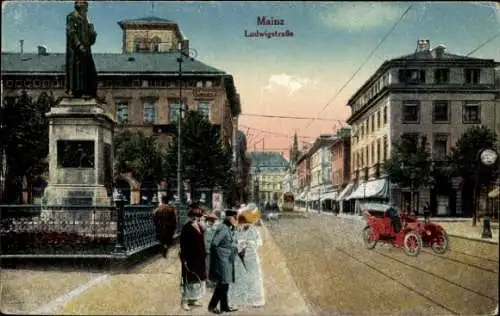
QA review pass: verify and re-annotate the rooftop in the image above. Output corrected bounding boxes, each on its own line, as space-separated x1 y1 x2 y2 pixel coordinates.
118 16 178 28
247 152 289 170
347 42 498 106
1 52 226 75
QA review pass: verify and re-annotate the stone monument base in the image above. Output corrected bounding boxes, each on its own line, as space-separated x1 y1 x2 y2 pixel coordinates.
43 184 111 206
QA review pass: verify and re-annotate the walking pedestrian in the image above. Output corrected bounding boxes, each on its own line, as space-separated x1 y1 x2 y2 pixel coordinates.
153 195 177 258
179 203 207 311
229 204 265 307
207 209 240 314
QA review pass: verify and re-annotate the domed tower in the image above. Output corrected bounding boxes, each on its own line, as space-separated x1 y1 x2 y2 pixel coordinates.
117 16 188 53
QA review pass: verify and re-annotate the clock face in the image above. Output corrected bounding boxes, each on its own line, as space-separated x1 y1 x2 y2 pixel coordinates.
480 149 498 166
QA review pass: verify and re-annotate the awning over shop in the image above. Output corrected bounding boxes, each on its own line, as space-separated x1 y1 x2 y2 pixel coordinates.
489 188 499 198
346 178 389 200
309 193 319 201
320 191 339 201
297 191 306 201
336 183 355 201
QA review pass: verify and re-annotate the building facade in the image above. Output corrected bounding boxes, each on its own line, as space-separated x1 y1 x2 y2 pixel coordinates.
345 39 499 216
1 16 241 204
247 152 288 206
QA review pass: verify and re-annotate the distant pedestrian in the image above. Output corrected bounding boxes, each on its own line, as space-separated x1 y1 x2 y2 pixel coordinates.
423 201 431 222
153 195 177 258
208 209 240 314
179 203 207 311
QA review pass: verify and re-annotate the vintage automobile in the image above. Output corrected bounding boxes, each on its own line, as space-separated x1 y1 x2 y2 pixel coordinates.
361 203 448 256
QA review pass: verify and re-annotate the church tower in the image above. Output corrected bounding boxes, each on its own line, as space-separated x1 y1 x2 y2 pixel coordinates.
117 16 188 53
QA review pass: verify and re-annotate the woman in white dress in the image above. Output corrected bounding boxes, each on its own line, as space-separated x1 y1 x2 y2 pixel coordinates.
229 204 265 308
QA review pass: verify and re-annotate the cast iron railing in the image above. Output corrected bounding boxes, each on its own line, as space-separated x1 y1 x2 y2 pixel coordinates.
0 203 165 257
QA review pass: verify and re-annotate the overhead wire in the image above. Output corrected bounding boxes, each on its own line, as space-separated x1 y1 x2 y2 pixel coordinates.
239 124 316 139
240 113 345 122
300 3 415 132
466 32 500 56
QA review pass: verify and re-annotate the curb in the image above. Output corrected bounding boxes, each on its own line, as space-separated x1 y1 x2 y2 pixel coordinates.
448 233 499 245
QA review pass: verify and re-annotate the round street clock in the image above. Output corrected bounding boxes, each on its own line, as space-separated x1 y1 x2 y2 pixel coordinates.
480 148 498 166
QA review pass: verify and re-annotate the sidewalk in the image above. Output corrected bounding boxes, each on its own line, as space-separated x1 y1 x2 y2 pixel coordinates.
48 224 312 315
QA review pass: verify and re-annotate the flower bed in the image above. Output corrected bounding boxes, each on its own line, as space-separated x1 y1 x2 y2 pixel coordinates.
0 231 115 255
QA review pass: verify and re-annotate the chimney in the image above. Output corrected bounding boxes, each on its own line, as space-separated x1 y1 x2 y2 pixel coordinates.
433 44 446 58
19 40 24 54
182 39 189 56
416 39 430 52
37 45 48 56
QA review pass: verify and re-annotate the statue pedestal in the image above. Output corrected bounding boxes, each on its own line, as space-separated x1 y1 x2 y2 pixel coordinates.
43 98 115 206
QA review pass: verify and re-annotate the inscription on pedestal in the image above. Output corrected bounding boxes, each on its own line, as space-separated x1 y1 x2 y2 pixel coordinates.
57 140 95 168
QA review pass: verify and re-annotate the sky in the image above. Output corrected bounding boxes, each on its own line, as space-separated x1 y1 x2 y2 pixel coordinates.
2 1 500 156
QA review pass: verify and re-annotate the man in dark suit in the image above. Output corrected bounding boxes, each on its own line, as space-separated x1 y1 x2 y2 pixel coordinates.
207 209 240 314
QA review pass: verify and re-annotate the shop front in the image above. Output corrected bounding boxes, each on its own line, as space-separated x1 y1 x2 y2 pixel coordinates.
346 178 390 215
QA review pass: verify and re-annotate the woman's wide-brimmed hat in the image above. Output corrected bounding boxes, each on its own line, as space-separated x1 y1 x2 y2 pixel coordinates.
238 204 261 225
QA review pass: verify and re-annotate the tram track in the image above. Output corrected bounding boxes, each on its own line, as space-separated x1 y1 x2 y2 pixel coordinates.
271 215 498 315
422 249 498 274
334 247 459 315
373 249 497 301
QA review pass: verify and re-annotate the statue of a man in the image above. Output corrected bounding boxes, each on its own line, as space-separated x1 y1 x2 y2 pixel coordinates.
65 0 98 99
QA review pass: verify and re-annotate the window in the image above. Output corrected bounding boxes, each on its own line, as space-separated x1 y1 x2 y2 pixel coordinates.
134 40 141 52
463 101 481 123
116 102 129 123
432 101 450 122
376 139 381 164
169 103 181 123
371 115 375 132
433 134 449 161
383 106 387 124
383 136 388 161
376 111 380 129
365 146 369 166
434 69 450 84
196 81 203 88
143 102 156 123
402 101 420 123
399 69 426 84
360 151 364 167
360 124 364 138
206 80 212 88
464 69 480 84
198 102 210 120
371 143 375 165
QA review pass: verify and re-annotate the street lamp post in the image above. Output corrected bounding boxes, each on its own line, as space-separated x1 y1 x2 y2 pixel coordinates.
175 44 197 206
478 148 498 239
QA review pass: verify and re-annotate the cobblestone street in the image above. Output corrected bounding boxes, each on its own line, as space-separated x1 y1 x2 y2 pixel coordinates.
266 213 499 315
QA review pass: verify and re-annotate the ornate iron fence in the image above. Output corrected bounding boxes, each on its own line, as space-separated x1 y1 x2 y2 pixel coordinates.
0 203 161 258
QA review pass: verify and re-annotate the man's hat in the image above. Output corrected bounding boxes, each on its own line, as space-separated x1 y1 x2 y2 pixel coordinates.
188 208 203 217
205 212 218 221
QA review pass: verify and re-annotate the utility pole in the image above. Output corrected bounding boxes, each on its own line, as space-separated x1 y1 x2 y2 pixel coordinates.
176 43 197 206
